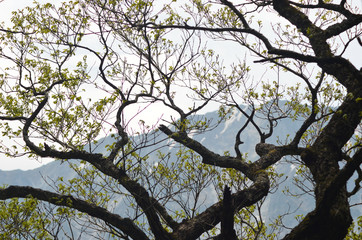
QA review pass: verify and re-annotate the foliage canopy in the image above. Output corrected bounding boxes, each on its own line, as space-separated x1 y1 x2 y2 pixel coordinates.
0 0 361 239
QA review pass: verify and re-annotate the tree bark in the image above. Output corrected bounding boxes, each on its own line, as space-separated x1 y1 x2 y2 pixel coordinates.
221 186 238 240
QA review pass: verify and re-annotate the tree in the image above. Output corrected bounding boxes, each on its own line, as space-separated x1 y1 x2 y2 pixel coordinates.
0 0 361 239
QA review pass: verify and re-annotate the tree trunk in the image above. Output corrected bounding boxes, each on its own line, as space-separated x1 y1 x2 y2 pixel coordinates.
221 186 238 240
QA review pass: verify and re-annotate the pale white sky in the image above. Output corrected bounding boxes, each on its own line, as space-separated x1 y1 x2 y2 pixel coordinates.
0 0 361 171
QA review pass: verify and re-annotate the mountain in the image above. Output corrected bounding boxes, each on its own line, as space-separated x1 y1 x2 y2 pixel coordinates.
0 104 360 238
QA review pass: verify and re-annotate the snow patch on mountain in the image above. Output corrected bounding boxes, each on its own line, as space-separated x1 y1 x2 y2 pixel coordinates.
220 108 244 134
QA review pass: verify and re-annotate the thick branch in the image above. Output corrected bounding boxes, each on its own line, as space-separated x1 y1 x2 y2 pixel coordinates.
0 116 27 121
220 0 250 28
158 124 251 176
234 108 254 158
324 14 362 38
0 186 149 240
220 186 238 240
289 1 355 18
22 95 49 154
116 172 175 240
313 97 362 157
172 172 269 240
321 148 362 205
273 0 362 91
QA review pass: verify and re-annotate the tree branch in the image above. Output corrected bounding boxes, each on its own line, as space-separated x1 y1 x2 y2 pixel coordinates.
220 185 238 240
172 172 269 240
324 148 362 201
324 15 362 38
220 0 250 29
289 0 355 18
273 0 361 91
158 124 251 177
0 186 149 240
0 116 27 121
